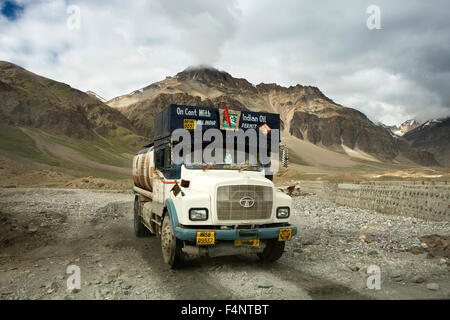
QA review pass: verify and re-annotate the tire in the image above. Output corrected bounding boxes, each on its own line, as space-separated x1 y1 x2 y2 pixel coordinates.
134 195 151 237
161 214 185 268
257 239 285 262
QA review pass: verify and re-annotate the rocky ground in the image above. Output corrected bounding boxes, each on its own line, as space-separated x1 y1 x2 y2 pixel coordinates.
0 188 449 300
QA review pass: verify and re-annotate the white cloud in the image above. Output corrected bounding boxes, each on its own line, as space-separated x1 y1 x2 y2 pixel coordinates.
0 0 449 125
0 0 238 98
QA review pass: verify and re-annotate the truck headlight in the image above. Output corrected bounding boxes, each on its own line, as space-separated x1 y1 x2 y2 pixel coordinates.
189 208 209 221
276 207 290 218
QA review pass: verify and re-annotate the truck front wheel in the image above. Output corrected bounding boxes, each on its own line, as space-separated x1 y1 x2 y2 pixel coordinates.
161 215 185 268
257 239 285 262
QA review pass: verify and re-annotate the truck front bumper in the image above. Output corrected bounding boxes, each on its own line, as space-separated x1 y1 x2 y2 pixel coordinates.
173 225 298 241
166 199 297 242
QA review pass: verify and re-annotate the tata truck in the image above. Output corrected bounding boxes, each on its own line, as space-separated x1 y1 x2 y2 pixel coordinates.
132 104 297 268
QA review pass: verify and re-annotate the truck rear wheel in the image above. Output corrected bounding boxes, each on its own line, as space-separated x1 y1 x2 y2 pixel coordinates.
161 215 185 268
257 239 285 262
134 195 150 237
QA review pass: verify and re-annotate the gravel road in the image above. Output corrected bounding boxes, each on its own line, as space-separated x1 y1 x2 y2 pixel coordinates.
0 188 448 300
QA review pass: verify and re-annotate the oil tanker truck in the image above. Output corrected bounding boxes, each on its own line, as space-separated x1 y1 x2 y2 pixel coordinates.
132 104 297 268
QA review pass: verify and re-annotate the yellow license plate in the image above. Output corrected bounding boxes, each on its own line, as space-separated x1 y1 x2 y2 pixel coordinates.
278 228 292 241
196 231 215 245
183 119 197 130
234 239 260 247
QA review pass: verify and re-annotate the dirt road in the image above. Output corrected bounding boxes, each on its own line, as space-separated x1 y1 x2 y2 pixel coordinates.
0 188 448 300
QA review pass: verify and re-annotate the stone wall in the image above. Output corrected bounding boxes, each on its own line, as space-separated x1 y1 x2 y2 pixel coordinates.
297 180 450 221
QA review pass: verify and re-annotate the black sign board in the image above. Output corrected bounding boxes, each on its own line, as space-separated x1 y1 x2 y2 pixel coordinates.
154 104 280 142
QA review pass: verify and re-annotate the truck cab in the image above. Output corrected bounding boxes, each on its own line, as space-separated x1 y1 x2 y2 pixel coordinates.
132 104 297 268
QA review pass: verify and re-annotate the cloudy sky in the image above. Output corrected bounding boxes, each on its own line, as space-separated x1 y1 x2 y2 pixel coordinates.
1 0 449 125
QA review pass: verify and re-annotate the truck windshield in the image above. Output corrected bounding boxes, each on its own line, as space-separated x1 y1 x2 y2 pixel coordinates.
183 148 262 171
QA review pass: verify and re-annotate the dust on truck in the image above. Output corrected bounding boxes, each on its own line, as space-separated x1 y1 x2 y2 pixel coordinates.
132 104 297 268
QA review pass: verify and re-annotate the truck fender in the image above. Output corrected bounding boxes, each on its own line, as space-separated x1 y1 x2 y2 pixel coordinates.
163 199 180 231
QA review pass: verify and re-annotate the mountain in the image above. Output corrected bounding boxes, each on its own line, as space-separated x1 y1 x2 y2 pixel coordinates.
86 90 107 103
108 66 438 166
377 122 397 138
0 61 146 185
0 61 144 141
387 119 420 136
403 118 450 166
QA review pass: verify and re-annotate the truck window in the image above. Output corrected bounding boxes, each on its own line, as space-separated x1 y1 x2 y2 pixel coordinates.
155 147 165 170
154 145 180 179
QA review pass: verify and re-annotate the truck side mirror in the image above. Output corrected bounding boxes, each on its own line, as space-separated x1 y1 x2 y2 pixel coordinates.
164 149 172 170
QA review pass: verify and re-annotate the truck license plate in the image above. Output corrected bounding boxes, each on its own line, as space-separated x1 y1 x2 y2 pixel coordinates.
278 228 292 241
234 239 260 247
196 231 215 245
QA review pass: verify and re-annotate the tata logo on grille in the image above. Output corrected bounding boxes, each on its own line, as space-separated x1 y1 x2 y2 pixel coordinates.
239 196 255 208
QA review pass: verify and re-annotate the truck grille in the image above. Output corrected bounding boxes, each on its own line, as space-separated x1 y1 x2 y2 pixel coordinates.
216 185 273 221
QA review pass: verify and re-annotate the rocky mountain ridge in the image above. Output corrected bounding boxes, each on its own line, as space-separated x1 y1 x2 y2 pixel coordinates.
86 90 107 103
107 66 439 166
403 117 450 166
0 61 142 145
387 119 420 136
0 61 442 168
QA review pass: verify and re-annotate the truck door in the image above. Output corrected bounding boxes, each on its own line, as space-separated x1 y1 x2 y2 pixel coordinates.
153 145 167 204
153 143 177 202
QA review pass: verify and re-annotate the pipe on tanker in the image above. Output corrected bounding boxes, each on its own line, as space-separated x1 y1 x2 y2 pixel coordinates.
133 186 153 199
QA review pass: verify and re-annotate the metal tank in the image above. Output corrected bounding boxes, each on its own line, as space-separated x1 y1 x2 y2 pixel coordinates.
132 147 153 192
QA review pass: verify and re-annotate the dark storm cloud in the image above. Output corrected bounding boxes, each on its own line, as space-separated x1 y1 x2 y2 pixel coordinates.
0 0 448 125
224 0 450 124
